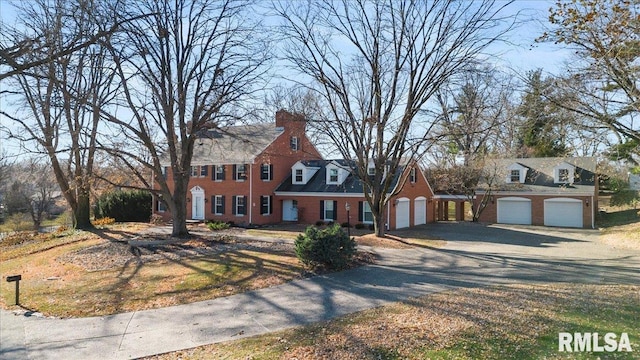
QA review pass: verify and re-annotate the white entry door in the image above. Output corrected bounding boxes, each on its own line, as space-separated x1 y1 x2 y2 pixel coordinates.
396 197 410 229
191 186 205 220
414 197 427 225
283 200 298 221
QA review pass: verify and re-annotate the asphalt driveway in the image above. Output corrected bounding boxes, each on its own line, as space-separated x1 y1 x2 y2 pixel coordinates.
2 223 639 360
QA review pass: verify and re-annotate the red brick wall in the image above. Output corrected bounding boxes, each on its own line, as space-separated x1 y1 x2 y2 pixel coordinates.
156 111 322 225
475 194 594 228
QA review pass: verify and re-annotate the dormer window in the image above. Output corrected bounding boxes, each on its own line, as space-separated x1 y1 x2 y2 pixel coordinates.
367 166 375 176
510 170 520 183
554 163 575 184
507 163 528 183
294 169 303 183
558 169 569 182
329 168 338 183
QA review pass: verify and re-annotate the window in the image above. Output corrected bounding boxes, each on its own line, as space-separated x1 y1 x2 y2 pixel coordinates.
362 202 373 223
260 195 272 215
329 168 338 183
234 164 247 181
368 166 375 176
510 170 520 183
260 164 273 181
214 165 225 181
558 168 570 182
161 167 168 179
290 136 299 150
410 168 417 183
295 168 303 183
233 195 246 215
212 195 224 215
200 165 208 177
321 200 336 221
157 200 166 212
191 166 199 177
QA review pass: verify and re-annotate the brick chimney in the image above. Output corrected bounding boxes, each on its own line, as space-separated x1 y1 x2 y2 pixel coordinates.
275 110 307 132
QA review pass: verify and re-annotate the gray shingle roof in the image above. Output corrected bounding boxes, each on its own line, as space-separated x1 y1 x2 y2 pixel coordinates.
275 160 404 194
482 157 597 194
184 123 283 166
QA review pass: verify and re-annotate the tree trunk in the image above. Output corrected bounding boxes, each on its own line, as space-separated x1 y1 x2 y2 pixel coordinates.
74 191 93 229
374 214 386 237
170 179 190 237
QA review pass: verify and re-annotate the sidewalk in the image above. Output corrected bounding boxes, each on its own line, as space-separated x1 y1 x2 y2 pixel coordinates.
2 224 640 360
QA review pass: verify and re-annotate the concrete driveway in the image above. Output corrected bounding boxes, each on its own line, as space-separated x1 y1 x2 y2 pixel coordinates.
2 223 639 360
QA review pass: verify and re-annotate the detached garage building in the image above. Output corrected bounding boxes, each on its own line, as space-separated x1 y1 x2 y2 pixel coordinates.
475 157 597 229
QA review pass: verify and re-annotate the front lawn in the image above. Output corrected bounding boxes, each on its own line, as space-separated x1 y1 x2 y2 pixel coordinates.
146 284 639 360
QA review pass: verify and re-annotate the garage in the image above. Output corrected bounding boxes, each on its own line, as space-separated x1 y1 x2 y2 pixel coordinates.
396 197 410 229
497 197 532 225
414 197 427 225
544 198 583 228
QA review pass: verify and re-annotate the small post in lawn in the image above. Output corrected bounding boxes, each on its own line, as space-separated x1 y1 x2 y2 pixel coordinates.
345 202 351 238
6 275 22 306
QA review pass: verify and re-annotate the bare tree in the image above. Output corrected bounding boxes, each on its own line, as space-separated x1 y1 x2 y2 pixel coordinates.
1 0 118 229
101 0 270 237
541 0 640 142
275 0 514 236
430 66 515 165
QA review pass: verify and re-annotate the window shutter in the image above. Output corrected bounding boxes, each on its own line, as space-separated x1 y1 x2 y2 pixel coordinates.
211 196 216 213
232 196 237 215
269 196 273 214
221 196 225 214
269 164 273 180
232 165 237 180
242 196 248 215
358 201 363 222
320 200 324 220
260 164 267 180
260 196 267 214
333 200 338 220
202 165 208 176
211 166 216 180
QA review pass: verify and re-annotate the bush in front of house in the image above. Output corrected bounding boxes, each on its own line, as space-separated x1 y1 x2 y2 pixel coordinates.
94 190 152 222
206 220 230 231
294 223 356 270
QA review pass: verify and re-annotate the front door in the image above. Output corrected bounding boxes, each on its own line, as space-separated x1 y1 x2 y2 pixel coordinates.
190 186 205 220
283 200 298 221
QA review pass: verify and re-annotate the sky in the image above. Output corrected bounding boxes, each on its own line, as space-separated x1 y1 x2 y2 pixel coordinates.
0 0 575 158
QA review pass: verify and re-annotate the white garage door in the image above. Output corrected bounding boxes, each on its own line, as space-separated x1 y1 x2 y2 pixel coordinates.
544 198 583 228
396 197 410 229
497 197 532 225
414 197 427 225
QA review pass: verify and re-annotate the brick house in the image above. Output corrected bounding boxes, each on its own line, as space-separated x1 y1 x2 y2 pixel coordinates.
155 110 436 229
274 159 436 230
155 110 323 225
474 157 598 229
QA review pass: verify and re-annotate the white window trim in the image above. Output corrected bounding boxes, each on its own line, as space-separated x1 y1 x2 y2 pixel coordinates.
362 202 373 224
235 195 245 216
410 168 417 183
506 163 527 183
261 164 272 181
323 200 334 221
261 195 271 215
510 169 520 183
214 165 224 181
157 200 166 213
235 164 246 182
293 168 304 184
290 136 299 150
554 164 575 184
214 195 223 215
328 168 339 184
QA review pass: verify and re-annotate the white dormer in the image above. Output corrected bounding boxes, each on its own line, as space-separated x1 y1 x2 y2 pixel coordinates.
554 162 575 184
291 161 320 185
326 161 349 185
506 163 528 183
366 159 388 179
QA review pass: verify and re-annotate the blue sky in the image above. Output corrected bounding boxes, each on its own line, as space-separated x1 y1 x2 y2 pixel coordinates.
0 0 574 157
